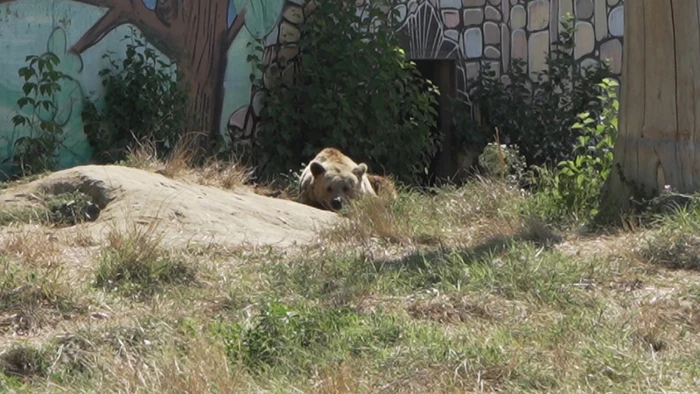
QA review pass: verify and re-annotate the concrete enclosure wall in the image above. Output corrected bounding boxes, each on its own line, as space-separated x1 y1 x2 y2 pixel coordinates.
0 0 624 175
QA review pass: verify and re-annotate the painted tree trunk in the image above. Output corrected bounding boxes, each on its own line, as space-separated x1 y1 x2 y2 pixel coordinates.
604 0 700 210
43 0 247 151
160 0 232 144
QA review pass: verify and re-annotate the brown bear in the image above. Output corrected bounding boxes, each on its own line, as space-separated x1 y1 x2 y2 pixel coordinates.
367 174 398 199
299 148 377 211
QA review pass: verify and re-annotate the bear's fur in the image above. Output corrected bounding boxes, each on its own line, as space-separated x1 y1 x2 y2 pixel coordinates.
299 148 377 211
367 174 398 199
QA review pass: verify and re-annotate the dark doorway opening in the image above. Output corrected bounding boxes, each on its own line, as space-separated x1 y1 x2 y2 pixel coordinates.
413 59 458 185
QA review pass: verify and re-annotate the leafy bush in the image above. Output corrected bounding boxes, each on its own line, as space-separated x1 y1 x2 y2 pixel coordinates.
477 142 527 187
465 14 614 167
250 0 440 184
82 28 190 163
6 53 69 177
526 78 619 224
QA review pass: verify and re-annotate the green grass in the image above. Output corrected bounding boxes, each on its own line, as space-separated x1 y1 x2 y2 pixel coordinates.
0 257 85 335
637 204 700 270
3 175 700 393
0 345 50 381
94 224 199 300
0 190 98 227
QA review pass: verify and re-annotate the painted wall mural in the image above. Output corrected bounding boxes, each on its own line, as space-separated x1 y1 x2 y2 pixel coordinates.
0 0 624 176
0 0 307 177
392 0 625 99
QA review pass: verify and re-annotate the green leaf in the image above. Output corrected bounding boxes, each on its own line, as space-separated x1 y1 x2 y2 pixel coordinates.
21 82 37 96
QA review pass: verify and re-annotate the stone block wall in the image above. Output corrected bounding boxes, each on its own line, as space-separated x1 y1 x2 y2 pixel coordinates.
393 0 625 98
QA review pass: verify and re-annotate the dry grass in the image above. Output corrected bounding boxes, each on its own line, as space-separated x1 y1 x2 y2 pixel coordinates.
93 219 199 300
1 230 63 268
118 133 304 202
0 345 50 380
323 178 555 250
0 258 85 336
4 174 700 393
636 206 700 270
122 133 255 191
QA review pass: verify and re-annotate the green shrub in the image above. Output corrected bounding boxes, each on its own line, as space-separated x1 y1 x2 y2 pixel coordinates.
526 78 619 225
250 0 439 184
82 28 190 163
465 14 614 167
477 142 527 187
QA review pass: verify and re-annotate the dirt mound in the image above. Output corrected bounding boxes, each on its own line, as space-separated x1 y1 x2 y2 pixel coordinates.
0 165 338 248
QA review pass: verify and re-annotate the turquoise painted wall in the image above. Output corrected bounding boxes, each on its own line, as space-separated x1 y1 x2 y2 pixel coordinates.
0 0 300 178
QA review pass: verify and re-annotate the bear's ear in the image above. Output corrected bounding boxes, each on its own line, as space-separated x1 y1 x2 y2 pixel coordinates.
310 161 326 177
353 163 368 179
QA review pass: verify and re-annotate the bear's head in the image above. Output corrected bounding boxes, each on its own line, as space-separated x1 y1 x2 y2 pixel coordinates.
310 160 368 211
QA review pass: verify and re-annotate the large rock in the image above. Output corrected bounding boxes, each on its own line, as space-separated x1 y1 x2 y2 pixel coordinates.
0 165 339 248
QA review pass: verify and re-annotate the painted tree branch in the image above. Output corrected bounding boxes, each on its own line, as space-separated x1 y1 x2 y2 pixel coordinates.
68 0 170 56
69 8 128 54
226 9 247 47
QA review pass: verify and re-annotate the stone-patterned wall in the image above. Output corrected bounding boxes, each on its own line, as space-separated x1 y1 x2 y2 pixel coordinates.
392 0 625 98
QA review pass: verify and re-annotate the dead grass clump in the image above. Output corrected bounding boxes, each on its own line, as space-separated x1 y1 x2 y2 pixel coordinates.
322 187 458 247
639 232 700 270
626 296 700 354
53 334 99 376
94 224 198 299
0 345 50 380
71 226 98 247
637 208 700 270
186 156 255 190
0 259 83 335
406 294 494 324
1 231 62 267
515 217 564 246
310 362 362 394
327 192 408 244
434 177 524 222
120 133 254 191
129 336 252 393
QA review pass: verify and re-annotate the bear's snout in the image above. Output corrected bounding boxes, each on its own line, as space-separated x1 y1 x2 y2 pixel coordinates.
331 197 343 211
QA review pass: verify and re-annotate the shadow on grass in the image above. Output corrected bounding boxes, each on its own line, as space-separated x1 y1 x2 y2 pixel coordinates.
369 219 564 277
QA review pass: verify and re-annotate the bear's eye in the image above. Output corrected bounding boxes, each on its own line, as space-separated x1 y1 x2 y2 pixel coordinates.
326 186 332 193
343 186 349 193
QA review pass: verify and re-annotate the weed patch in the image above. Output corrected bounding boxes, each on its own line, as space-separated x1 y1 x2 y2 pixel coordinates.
0 190 99 227
638 207 700 270
0 259 84 335
214 300 496 390
324 179 525 246
94 226 198 299
0 345 50 380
